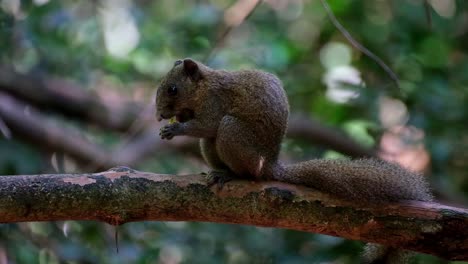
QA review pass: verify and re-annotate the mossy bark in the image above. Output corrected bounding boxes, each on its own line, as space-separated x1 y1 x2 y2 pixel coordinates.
0 166 466 261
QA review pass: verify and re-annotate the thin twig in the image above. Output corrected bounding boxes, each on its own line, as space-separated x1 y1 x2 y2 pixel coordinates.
319 0 400 87
424 0 432 29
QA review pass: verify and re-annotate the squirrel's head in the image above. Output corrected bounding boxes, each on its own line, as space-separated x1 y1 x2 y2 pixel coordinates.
155 58 203 122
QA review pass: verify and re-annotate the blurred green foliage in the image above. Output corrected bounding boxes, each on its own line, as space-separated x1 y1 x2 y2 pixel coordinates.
0 0 467 263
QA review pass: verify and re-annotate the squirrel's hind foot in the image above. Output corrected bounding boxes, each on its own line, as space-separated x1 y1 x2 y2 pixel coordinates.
205 170 234 190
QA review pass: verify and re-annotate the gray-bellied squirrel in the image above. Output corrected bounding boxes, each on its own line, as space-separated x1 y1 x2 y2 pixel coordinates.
155 58 433 264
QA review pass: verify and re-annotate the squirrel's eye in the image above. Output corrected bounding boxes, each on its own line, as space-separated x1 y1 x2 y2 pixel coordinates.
167 85 177 96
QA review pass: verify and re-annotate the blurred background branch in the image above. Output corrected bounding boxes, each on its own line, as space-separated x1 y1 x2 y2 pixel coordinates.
0 92 116 169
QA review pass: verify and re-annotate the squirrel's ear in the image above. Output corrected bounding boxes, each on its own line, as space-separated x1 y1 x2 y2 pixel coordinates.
183 59 202 81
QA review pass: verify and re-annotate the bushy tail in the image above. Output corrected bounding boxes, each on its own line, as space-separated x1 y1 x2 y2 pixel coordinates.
275 158 432 203
362 243 413 264
271 158 430 264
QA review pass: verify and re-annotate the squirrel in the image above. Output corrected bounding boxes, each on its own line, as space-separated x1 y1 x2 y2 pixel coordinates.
155 58 433 264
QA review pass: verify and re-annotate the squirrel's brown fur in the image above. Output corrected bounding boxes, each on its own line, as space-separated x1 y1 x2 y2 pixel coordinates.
156 58 433 263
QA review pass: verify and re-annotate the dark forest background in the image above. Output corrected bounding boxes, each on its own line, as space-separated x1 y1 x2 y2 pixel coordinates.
0 0 467 263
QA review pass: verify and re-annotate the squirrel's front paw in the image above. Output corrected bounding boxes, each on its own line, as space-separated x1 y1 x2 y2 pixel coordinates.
159 123 180 140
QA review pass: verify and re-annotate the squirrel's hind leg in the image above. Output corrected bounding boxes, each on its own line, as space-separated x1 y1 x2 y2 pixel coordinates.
200 138 228 170
215 115 275 180
200 138 235 189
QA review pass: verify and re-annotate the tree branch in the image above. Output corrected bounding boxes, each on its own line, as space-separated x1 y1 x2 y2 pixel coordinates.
0 167 466 261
